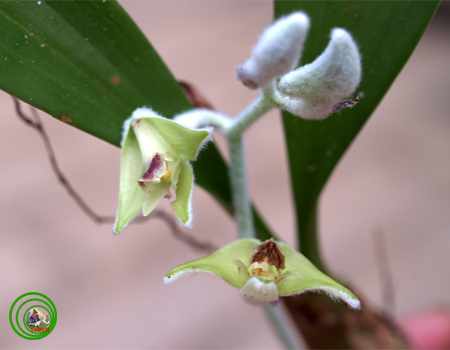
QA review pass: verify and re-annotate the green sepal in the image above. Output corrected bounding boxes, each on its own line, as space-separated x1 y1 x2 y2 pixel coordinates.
277 242 360 308
165 239 260 288
114 127 147 234
144 116 210 161
170 160 193 225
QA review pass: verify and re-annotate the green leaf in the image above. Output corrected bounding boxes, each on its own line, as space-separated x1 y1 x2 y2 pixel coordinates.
0 1 273 240
0 0 189 143
275 1 440 264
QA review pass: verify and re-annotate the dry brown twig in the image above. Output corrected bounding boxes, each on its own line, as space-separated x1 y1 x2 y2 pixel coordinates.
13 97 216 253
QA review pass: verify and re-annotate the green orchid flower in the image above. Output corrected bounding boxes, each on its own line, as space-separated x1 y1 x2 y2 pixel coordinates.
114 108 211 234
165 238 360 307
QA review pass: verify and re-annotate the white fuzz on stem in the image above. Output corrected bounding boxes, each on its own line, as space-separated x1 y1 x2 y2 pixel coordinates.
277 28 361 120
236 12 310 89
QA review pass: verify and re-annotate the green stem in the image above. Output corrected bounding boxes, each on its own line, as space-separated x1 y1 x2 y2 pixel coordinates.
225 88 275 239
227 133 254 238
227 85 276 136
263 303 302 349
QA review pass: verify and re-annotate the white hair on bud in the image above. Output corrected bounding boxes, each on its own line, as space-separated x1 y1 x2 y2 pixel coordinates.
240 277 279 304
277 28 361 119
237 12 310 89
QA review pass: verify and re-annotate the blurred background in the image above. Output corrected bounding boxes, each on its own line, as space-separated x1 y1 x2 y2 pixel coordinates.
1 1 449 349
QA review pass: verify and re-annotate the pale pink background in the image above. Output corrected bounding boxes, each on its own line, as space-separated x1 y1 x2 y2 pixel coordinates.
1 2 449 349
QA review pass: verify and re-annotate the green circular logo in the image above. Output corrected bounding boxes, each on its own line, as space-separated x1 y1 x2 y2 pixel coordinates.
9 292 57 340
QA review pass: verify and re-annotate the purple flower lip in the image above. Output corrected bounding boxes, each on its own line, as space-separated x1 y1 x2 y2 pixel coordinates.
142 153 163 180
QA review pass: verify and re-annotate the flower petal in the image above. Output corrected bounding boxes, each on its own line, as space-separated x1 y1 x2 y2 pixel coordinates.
277 242 360 309
132 117 173 167
135 108 210 161
170 160 193 226
164 239 260 288
114 127 147 234
240 277 279 304
142 181 171 216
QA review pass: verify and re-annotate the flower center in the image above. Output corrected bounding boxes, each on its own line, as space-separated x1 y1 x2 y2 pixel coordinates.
138 153 174 193
248 261 279 281
142 153 164 180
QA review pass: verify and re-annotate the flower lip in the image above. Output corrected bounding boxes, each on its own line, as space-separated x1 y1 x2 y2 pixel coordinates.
251 239 285 270
142 153 164 180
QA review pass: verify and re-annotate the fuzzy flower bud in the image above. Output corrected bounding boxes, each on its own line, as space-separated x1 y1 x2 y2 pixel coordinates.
276 28 361 119
236 12 310 89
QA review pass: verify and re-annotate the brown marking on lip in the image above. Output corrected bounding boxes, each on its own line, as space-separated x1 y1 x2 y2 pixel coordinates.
252 240 285 270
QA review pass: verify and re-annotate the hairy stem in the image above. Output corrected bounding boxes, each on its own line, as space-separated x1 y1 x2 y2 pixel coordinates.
224 85 276 239
227 85 276 136
227 133 254 238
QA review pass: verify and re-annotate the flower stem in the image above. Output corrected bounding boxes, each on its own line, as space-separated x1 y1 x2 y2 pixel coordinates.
227 85 276 136
225 88 275 239
227 133 254 238
263 303 303 349
174 109 231 132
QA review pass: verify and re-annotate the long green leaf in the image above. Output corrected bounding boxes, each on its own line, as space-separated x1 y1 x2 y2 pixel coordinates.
0 0 272 240
275 1 440 265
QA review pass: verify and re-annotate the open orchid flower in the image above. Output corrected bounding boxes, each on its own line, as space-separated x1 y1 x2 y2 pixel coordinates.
165 238 360 307
114 108 211 234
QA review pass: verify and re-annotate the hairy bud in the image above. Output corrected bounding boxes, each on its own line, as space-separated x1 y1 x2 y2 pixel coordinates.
277 28 361 119
236 12 310 89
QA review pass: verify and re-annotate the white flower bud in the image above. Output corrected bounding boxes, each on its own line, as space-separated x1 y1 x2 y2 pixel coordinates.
276 28 361 119
236 12 310 89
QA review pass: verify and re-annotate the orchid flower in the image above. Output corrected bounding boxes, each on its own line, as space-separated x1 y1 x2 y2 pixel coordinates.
114 108 210 234
165 238 360 308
